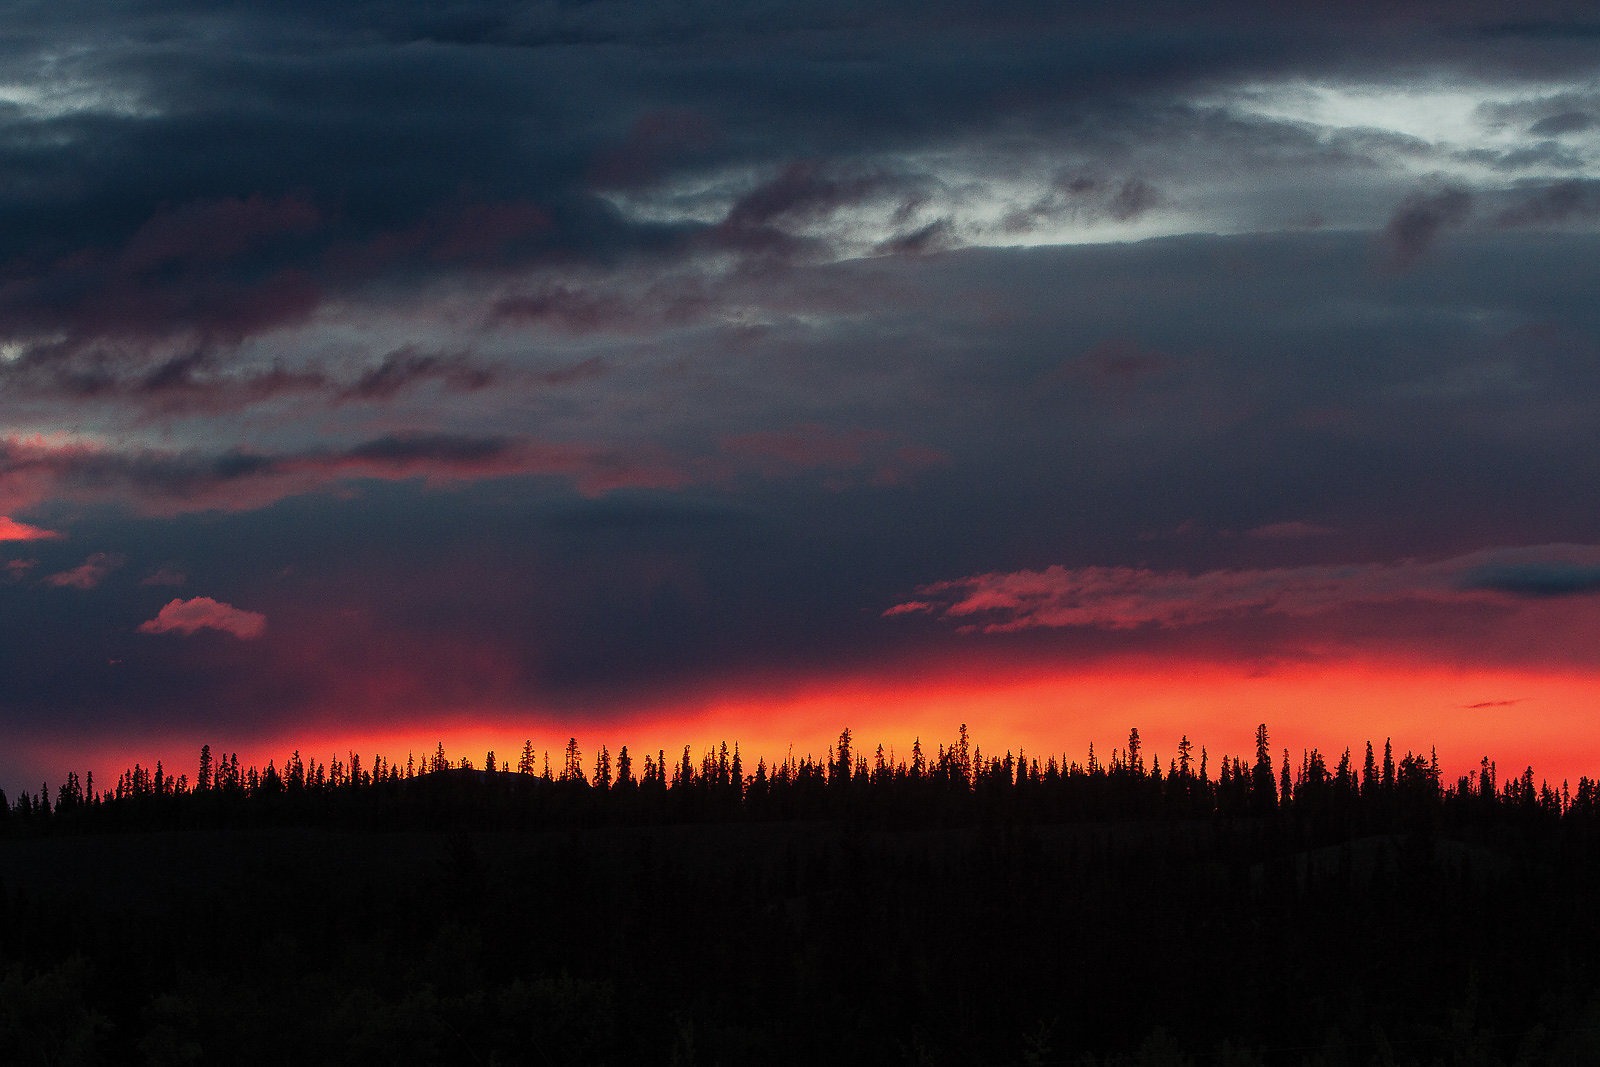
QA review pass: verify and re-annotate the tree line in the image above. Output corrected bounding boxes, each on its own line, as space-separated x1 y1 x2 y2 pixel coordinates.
6 722 1593 835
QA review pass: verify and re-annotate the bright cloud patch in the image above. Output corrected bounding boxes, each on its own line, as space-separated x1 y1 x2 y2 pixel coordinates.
0 516 60 541
889 545 1600 633
138 596 267 639
43 552 122 589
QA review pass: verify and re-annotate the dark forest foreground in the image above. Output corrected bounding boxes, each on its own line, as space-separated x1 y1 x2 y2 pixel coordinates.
4 728 1600 1064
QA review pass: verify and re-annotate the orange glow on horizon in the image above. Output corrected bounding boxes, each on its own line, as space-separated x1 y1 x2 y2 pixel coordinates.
21 655 1600 796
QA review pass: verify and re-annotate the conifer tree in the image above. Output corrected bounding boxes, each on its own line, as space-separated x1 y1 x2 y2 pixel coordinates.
1252 725 1277 813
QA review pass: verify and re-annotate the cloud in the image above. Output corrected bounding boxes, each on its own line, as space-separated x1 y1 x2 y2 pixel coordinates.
1067 338 1171 391
140 567 187 587
0 431 691 514
334 348 495 403
718 424 948 487
119 195 321 272
873 219 953 258
43 552 124 590
0 516 60 541
1494 180 1600 227
888 544 1600 633
1106 178 1161 222
137 596 266 639
1382 187 1472 268
1529 110 1595 135
1457 560 1600 597
1246 521 1339 540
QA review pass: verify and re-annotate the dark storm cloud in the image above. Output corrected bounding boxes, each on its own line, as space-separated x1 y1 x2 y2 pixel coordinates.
1495 180 1600 226
1530 111 1597 135
0 0 1593 362
1382 188 1473 268
1457 561 1600 597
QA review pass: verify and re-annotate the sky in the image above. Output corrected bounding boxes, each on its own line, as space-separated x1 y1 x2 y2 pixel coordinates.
4 0 1600 792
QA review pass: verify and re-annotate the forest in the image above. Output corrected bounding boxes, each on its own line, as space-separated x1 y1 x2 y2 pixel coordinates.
4 723 1600 1065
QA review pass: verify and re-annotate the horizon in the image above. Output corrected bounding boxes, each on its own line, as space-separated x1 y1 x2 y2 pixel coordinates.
15 659 1599 801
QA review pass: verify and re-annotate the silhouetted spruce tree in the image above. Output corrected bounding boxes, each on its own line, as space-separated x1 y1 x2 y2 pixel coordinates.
1252 724 1277 814
834 728 852 784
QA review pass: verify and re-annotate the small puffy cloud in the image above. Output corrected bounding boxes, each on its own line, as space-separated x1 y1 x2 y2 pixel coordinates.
137 596 266 639
140 566 187 587
0 516 61 541
43 552 123 589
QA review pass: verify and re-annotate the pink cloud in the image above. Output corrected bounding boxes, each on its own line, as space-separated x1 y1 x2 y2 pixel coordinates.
887 544 1600 633
0 516 61 541
43 552 123 589
138 596 267 639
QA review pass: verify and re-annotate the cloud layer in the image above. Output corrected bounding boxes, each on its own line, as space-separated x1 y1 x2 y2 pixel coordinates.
888 546 1600 633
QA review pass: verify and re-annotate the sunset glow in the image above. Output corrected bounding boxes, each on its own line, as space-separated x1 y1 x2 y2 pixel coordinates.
20 656 1597 802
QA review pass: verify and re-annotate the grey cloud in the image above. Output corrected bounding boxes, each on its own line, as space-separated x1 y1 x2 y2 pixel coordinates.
1495 180 1600 226
335 349 495 403
1382 187 1472 268
1457 562 1600 597
1530 110 1596 135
